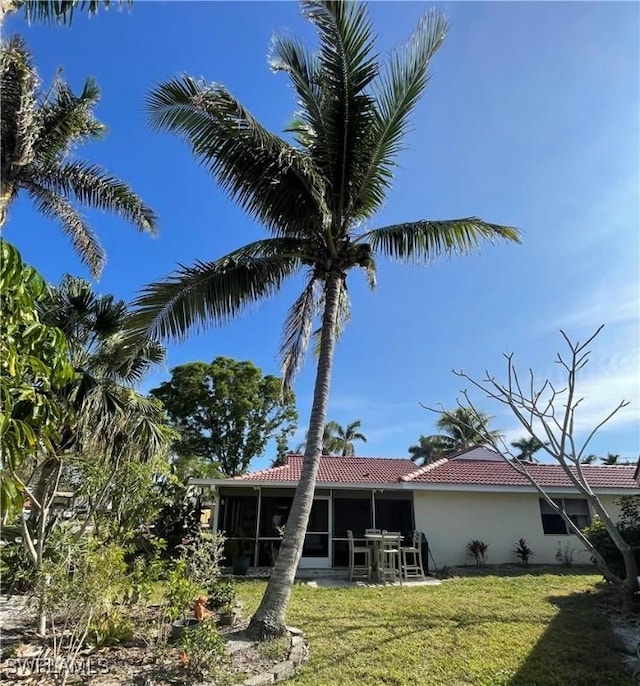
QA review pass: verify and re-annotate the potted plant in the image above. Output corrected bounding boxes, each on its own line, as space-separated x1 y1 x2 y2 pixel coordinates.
209 581 239 627
166 560 202 640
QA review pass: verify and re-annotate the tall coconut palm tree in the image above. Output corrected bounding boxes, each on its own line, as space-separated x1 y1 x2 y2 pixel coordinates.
0 36 156 277
131 1 519 638
326 420 367 456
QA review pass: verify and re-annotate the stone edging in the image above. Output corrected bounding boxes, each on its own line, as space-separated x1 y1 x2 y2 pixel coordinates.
241 626 309 686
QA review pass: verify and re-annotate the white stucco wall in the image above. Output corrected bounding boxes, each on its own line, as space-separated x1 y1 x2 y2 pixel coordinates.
413 490 625 567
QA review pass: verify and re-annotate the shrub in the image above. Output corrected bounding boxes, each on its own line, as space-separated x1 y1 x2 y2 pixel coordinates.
583 496 640 578
514 538 534 566
165 559 201 621
555 543 575 566
208 581 237 613
467 540 489 567
179 530 225 594
88 609 134 647
177 617 230 684
0 537 35 594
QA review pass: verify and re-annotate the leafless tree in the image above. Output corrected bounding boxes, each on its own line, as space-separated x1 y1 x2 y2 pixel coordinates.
432 326 638 610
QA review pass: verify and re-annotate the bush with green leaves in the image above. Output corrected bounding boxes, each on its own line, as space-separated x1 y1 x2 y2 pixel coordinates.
0 535 35 594
583 495 640 578
164 559 201 621
467 540 489 567
177 617 230 684
208 580 237 613
34 540 129 681
179 530 225 594
0 240 75 516
514 538 534 566
88 609 134 647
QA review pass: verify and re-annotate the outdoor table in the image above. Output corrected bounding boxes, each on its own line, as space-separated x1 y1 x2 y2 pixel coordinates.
364 532 403 582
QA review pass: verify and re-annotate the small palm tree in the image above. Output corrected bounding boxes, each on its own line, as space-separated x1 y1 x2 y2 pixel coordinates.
333 420 367 457
511 436 546 462
410 406 502 465
436 406 501 448
601 453 620 466
0 36 156 277
132 1 519 638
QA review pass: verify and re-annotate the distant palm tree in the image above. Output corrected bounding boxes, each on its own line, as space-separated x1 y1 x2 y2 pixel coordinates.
410 406 502 465
580 454 598 464
0 36 156 276
601 453 620 466
511 436 546 462
132 1 518 638
408 435 451 466
325 420 367 456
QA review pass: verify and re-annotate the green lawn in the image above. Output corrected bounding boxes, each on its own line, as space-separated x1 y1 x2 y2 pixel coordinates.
235 568 632 686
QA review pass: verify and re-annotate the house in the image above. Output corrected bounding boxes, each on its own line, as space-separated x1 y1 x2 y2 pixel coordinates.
191 447 639 570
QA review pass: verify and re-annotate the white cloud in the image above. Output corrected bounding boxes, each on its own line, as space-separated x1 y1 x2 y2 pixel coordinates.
552 280 639 331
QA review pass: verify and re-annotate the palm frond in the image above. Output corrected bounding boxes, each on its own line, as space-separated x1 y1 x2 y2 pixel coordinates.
37 77 105 165
360 218 520 263
130 248 301 343
146 76 325 237
301 0 378 223
17 0 131 26
352 9 449 218
269 35 324 148
280 274 319 389
39 161 157 235
25 182 105 276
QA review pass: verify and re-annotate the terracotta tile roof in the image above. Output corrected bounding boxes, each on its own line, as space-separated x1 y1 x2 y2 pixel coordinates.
234 454 417 484
231 453 639 491
404 458 639 489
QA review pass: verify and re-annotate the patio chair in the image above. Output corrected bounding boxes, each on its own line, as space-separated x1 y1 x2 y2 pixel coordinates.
347 530 371 581
401 530 426 581
378 531 402 585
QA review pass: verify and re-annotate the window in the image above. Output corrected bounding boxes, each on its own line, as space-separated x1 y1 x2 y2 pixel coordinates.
539 498 591 535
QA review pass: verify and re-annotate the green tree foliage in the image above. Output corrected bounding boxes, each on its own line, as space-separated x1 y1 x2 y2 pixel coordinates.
410 406 502 465
132 0 519 638
0 240 75 515
150 357 297 477
0 36 156 277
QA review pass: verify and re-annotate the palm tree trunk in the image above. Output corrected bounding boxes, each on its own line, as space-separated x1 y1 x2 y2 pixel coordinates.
248 271 343 640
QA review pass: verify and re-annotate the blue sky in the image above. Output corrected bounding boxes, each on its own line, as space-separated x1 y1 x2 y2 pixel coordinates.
5 1 639 469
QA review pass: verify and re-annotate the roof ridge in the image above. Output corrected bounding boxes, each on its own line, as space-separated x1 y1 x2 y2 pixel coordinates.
235 457 295 480
399 457 450 482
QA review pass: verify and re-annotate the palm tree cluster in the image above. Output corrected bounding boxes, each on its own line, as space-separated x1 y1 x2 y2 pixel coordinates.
0 35 156 277
129 1 519 637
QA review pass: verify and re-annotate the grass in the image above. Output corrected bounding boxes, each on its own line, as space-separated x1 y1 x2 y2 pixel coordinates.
235 567 632 686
